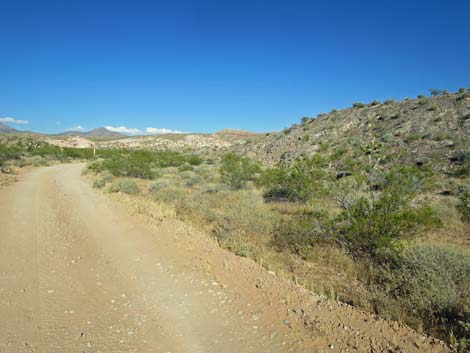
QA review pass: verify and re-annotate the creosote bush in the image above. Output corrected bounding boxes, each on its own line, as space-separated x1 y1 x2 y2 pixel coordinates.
219 153 261 189
261 155 329 202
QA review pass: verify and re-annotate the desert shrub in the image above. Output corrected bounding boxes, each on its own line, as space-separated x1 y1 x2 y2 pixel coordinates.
93 178 106 189
333 166 437 257
272 209 330 258
383 99 396 105
372 244 470 346
353 102 366 108
301 116 312 124
431 198 465 231
212 190 278 256
0 144 22 165
186 176 202 187
430 88 444 96
369 100 381 106
149 181 169 192
220 153 261 189
457 187 470 223
108 180 140 195
178 163 194 172
92 175 113 189
30 155 47 167
261 155 329 202
202 183 226 194
455 150 470 163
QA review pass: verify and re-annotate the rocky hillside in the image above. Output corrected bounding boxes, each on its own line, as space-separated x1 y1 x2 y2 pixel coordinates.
97 129 265 152
237 91 470 174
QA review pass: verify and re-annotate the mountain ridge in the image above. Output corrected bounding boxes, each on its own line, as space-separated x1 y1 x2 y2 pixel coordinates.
0 122 19 133
58 127 124 138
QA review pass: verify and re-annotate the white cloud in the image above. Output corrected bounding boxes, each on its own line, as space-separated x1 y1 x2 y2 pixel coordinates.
68 125 87 132
145 127 184 135
0 117 29 125
105 125 142 135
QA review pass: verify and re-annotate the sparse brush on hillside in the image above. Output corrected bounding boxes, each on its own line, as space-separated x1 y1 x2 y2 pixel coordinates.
82 90 470 349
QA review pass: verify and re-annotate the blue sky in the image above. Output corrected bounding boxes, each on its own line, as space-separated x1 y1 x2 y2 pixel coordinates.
1 0 469 134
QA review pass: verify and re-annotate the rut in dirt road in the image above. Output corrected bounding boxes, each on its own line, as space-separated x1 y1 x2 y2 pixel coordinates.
0 164 288 353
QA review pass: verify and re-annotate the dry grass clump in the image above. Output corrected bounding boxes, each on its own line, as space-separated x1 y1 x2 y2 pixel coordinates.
364 244 470 351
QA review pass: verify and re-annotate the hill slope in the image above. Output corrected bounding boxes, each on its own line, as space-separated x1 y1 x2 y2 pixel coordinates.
237 91 470 174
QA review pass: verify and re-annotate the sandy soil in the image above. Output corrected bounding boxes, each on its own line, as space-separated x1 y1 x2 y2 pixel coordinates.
0 164 451 352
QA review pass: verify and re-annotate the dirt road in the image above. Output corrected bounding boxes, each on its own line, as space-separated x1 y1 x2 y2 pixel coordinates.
0 164 451 353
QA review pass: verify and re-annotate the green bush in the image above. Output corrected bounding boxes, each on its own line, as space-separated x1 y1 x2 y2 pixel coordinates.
261 155 328 202
92 178 106 189
149 181 169 192
220 153 261 189
353 102 366 108
457 187 470 223
0 144 22 166
333 166 437 257
272 211 329 257
108 180 140 195
92 175 112 189
178 163 194 172
186 176 202 187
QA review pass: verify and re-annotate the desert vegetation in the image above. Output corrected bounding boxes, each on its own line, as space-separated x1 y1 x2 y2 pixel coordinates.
0 135 94 170
82 132 469 350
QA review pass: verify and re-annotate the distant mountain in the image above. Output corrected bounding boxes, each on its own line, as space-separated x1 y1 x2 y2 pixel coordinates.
58 127 124 138
0 122 19 133
86 128 124 137
216 129 258 136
